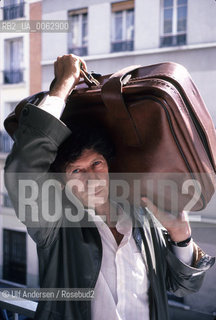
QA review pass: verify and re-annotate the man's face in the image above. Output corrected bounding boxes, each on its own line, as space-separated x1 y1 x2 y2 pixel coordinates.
65 149 109 209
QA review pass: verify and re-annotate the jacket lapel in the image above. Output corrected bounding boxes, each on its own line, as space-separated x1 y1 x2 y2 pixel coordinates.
132 206 159 320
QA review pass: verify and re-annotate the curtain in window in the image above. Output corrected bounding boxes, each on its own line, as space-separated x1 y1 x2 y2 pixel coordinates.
71 15 79 48
68 9 88 56
4 38 23 71
114 11 123 41
126 9 134 41
82 13 88 47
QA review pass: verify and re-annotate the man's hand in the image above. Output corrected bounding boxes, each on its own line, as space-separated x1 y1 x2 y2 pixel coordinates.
141 197 191 242
49 54 87 101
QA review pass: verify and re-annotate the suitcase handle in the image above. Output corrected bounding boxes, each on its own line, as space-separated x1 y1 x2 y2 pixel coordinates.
101 65 142 146
49 66 100 91
109 65 141 80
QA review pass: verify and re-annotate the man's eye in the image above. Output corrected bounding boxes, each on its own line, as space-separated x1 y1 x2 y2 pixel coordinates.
72 169 80 174
93 161 102 166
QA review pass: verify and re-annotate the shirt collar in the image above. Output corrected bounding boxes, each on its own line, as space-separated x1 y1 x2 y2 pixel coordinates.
85 200 132 238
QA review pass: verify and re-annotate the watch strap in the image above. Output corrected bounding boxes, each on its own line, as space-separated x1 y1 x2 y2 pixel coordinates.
168 236 192 247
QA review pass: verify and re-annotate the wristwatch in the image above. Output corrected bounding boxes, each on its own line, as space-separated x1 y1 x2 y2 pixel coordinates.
168 236 192 247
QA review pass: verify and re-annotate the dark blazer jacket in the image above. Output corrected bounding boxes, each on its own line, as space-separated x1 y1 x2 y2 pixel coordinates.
4 104 215 320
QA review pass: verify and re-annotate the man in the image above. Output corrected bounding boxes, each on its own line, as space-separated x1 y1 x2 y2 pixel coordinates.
4 54 215 320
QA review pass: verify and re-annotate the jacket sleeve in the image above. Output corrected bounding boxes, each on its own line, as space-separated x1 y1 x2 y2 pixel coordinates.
141 207 216 298
4 103 72 247
161 228 215 297
134 207 215 298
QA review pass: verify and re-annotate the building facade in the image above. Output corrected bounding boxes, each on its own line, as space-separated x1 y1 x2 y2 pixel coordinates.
0 0 216 318
0 0 42 289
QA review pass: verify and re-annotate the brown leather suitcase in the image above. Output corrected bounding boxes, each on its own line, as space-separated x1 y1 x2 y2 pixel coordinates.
4 62 216 213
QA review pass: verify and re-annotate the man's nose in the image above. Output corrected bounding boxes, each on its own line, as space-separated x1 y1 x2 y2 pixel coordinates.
86 169 98 180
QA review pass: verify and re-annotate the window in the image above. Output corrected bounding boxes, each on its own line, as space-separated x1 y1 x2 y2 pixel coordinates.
0 166 13 208
160 0 187 47
0 131 13 153
3 229 27 284
4 38 23 84
68 8 88 56
3 0 24 20
0 102 16 153
111 1 134 52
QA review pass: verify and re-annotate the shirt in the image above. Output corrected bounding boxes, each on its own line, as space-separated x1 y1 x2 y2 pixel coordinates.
87 203 150 320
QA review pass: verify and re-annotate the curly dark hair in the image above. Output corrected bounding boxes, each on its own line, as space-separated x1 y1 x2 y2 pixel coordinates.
50 123 115 173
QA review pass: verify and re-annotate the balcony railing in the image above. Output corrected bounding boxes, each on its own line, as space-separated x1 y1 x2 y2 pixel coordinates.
68 46 88 56
160 34 187 47
168 300 216 319
3 70 23 84
111 40 134 53
0 291 37 320
0 131 13 153
3 2 24 20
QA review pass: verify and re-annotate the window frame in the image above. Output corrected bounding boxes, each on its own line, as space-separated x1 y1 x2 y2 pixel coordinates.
111 1 135 53
3 229 27 285
68 8 88 57
160 0 188 47
3 0 24 20
4 37 24 84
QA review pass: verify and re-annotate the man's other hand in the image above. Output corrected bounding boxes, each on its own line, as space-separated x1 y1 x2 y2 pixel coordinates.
49 54 87 101
141 197 192 243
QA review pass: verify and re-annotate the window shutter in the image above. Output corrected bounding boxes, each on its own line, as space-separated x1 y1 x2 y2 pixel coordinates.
112 0 134 12
68 8 87 16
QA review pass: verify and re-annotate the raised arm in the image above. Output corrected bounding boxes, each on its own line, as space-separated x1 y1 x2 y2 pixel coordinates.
4 54 86 247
